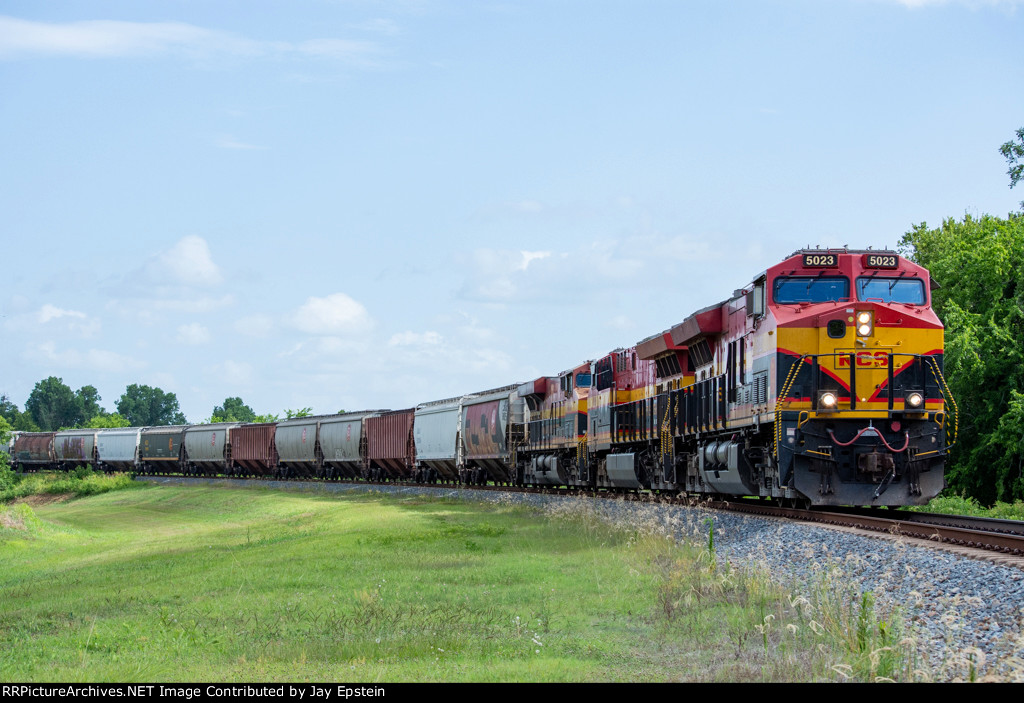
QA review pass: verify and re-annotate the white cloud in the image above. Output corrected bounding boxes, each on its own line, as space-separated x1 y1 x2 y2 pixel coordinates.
458 231 763 305
38 304 86 324
36 304 100 337
30 341 145 373
104 236 231 325
3 303 99 338
459 243 649 302
517 250 551 271
0 16 382 63
293 293 372 335
176 323 210 345
148 235 222 287
0 16 247 58
459 249 567 302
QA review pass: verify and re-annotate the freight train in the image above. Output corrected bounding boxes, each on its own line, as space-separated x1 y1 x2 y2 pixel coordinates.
6 248 957 507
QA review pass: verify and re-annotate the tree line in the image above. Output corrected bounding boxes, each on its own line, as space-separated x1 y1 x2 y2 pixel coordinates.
0 378 328 434
896 127 1024 504
1 380 187 431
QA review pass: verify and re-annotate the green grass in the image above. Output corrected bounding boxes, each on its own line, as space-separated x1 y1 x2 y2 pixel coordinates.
0 465 144 504
912 494 1024 520
0 483 934 682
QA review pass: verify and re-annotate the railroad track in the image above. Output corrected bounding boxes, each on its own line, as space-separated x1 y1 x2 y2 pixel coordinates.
718 498 1024 566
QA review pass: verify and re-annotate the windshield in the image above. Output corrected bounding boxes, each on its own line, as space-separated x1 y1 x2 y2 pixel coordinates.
856 277 926 305
773 277 850 304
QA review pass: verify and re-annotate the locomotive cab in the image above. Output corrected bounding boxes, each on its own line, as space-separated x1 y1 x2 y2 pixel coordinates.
769 249 953 506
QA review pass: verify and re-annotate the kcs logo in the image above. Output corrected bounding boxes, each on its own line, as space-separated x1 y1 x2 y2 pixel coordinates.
838 351 889 367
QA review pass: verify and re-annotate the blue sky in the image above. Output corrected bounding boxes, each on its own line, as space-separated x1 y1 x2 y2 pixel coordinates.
2 0 1022 422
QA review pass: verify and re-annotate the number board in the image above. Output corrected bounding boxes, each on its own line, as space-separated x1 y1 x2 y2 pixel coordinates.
862 253 899 269
802 253 838 268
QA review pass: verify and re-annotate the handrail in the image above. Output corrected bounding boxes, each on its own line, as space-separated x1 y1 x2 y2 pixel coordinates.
924 356 959 450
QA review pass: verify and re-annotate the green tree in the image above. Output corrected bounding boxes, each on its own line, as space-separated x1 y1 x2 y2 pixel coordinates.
25 377 81 430
211 397 257 423
1000 126 1024 207
76 385 103 422
0 415 12 448
285 407 313 419
116 384 187 427
0 394 40 432
85 413 132 429
0 416 14 483
23 380 109 430
899 212 1024 503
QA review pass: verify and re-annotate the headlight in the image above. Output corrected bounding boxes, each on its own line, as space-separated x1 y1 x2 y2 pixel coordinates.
856 311 873 337
819 391 838 410
905 391 924 409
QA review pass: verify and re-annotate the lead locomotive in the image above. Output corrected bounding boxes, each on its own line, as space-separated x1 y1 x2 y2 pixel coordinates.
517 248 954 506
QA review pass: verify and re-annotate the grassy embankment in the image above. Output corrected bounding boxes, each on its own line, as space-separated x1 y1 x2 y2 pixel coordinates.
0 476 980 683
0 465 141 505
908 495 1024 520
